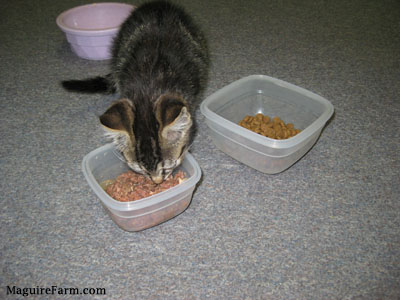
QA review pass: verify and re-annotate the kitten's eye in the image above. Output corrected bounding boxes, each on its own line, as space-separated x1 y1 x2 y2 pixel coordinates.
155 122 160 131
128 161 146 174
163 160 176 169
163 168 174 179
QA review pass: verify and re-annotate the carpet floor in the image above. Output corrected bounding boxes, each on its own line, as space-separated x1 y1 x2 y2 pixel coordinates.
1 0 399 299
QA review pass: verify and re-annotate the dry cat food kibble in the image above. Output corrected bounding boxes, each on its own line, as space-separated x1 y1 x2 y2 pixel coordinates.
104 171 186 202
238 114 301 139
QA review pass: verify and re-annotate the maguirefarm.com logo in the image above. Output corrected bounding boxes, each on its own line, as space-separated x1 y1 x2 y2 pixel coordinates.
6 285 106 297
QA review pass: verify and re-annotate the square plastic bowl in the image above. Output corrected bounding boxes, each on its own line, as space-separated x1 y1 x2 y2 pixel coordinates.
200 75 334 174
82 144 201 231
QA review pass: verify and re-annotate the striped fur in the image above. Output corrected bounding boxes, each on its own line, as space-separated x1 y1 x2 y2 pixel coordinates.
62 1 209 183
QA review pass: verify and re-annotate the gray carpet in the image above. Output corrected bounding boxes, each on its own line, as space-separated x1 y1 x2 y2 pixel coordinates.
1 0 399 299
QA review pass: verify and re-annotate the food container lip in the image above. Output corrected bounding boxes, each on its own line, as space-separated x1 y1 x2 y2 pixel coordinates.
56 3 134 35
82 144 202 212
200 74 334 149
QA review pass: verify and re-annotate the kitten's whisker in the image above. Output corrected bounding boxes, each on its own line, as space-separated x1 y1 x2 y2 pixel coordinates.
113 148 127 163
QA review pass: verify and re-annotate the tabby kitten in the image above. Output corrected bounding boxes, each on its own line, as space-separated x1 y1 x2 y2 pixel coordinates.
62 1 209 183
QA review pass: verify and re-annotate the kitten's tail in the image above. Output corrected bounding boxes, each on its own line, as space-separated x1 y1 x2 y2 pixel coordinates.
61 75 116 94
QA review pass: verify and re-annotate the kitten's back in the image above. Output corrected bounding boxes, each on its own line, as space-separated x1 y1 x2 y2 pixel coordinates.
110 0 209 101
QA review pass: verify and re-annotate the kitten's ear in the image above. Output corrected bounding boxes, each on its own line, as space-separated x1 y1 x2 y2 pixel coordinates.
162 106 192 142
99 99 134 133
155 95 192 143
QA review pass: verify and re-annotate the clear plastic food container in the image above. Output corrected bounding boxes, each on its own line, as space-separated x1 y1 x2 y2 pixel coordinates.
200 75 334 174
82 144 201 231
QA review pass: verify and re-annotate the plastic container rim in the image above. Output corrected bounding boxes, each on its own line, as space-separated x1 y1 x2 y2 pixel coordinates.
208 123 322 159
82 143 202 212
200 75 334 150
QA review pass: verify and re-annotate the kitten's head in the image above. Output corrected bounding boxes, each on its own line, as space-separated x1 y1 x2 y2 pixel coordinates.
99 94 193 184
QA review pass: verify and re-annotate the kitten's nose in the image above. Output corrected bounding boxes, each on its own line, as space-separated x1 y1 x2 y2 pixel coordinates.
151 175 163 184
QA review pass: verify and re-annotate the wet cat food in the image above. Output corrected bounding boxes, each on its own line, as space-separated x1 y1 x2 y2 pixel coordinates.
238 114 301 139
104 171 186 202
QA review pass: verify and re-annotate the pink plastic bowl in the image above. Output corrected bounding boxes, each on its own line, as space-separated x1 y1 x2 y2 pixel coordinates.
56 3 134 60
